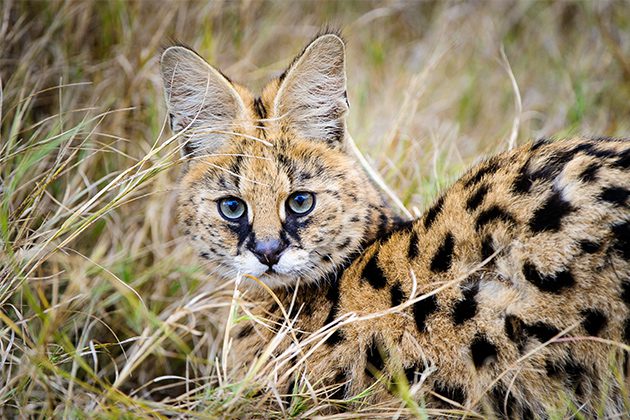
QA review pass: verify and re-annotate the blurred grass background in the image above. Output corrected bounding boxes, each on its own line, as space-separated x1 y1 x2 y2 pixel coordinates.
1 0 629 417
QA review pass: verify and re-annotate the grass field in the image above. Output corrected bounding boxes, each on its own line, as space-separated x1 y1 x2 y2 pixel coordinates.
1 0 629 417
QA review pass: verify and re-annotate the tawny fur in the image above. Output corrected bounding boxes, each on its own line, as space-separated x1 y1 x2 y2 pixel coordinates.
160 33 630 417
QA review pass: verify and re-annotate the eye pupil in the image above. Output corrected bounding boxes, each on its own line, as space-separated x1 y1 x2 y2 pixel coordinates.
287 192 315 215
218 197 246 220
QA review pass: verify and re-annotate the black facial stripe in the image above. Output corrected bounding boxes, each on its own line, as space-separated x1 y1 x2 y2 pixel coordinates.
283 215 310 245
227 220 252 248
522 262 575 293
277 153 296 184
228 155 244 190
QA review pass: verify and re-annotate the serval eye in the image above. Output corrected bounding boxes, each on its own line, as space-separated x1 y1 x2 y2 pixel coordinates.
287 191 315 216
218 197 246 220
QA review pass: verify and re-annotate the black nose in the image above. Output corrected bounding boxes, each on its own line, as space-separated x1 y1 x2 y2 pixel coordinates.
249 239 288 266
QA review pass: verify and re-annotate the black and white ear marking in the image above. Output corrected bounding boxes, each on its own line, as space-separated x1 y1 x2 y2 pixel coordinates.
274 34 349 146
160 46 246 156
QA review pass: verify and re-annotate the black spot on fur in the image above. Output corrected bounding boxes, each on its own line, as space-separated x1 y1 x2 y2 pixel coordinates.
326 329 345 346
424 196 445 229
466 184 490 212
584 145 618 159
199 252 211 260
581 309 607 336
329 371 349 400
475 205 516 230
404 365 420 384
528 150 575 184
531 138 551 150
504 315 527 352
545 358 588 397
237 323 254 339
452 282 479 325
578 162 600 182
407 230 420 260
365 338 386 378
413 294 438 332
433 382 467 405
612 221 630 259
525 322 560 342
512 161 533 194
614 148 630 169
621 281 630 307
470 334 498 369
529 189 575 233
490 383 518 418
481 235 494 260
522 262 575 293
337 237 352 251
390 282 406 307
430 232 455 273
579 239 601 254
600 186 629 206
463 159 500 188
323 278 345 346
376 212 390 238
362 252 387 289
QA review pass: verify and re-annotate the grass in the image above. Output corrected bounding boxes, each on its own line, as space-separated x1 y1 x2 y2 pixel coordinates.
1 0 629 417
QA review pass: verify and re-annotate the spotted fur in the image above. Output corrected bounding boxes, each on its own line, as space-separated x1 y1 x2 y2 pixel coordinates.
161 34 630 417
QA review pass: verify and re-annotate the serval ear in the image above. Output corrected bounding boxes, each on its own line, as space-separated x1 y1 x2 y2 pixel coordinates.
160 46 247 156
274 33 349 148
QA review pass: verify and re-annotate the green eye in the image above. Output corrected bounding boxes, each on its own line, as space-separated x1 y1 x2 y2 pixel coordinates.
287 192 315 215
218 197 246 220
